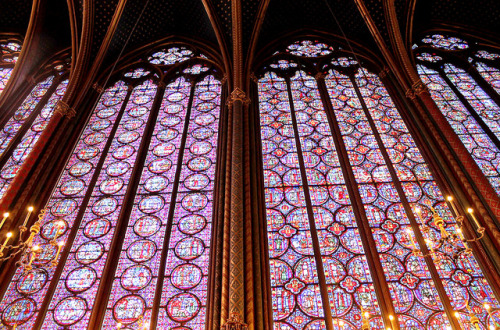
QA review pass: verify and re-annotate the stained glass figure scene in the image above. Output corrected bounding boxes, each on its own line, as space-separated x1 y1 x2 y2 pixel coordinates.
259 40 500 330
0 45 221 329
415 34 500 195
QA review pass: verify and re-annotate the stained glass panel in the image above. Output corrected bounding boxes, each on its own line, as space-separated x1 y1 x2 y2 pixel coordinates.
0 41 21 96
0 79 68 198
417 64 500 194
0 81 128 329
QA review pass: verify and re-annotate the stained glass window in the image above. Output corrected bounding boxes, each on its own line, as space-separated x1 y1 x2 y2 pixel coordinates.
258 40 500 329
0 45 222 329
0 40 21 96
415 34 500 194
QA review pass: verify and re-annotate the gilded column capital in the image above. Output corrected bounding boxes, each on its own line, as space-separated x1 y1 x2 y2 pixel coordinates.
406 80 428 100
92 83 104 94
379 67 390 79
221 312 248 330
221 74 228 85
226 88 250 109
54 100 76 119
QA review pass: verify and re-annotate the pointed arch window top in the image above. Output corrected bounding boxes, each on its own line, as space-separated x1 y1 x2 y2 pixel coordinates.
269 59 298 70
421 34 469 50
1 41 21 63
286 40 334 57
183 63 209 74
148 46 194 65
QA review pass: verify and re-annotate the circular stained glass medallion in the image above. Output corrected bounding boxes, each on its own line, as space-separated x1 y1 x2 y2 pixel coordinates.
77 146 99 160
16 269 47 295
121 265 152 291
129 106 148 117
199 91 217 101
54 296 87 326
184 173 210 191
123 118 144 131
60 179 85 196
84 132 106 145
165 104 183 114
190 141 212 155
1 298 36 326
40 220 67 240
144 176 168 193
161 115 181 127
194 113 215 126
118 131 140 144
127 239 156 263
113 295 146 324
153 143 176 157
132 94 152 105
1 165 19 180
51 199 77 217
83 218 111 239
148 158 172 174
90 119 111 131
113 145 135 160
167 92 186 102
66 266 97 293
97 108 116 119
191 127 214 140
138 195 165 214
166 293 200 322
69 162 92 177
107 161 130 177
181 193 208 212
134 216 161 237
158 128 179 142
171 264 202 289
187 156 211 172
178 214 206 235
103 96 122 106
100 178 124 194
197 102 216 112
76 241 104 265
175 237 204 260
92 197 118 216
32 244 58 266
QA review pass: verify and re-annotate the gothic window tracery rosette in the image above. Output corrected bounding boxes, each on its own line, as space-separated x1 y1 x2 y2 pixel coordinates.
157 75 221 329
39 80 157 329
0 79 68 198
0 81 128 329
100 77 191 328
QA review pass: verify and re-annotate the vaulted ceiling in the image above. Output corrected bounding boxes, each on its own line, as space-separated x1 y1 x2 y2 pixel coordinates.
1 0 500 74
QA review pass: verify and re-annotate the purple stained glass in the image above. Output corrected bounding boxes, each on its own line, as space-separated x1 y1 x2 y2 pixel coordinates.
0 80 128 329
421 34 468 50
356 68 499 324
38 80 156 329
0 41 21 96
258 70 382 329
0 79 68 198
417 64 500 194
156 75 220 329
476 61 500 96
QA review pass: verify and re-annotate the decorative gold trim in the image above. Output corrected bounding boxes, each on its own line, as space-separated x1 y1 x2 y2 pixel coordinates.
227 88 251 108
54 100 76 119
221 312 248 330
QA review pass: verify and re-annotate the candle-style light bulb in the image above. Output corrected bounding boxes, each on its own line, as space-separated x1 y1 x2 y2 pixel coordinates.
0 212 9 230
388 314 394 321
484 303 491 311
0 232 13 256
22 206 34 227
468 208 481 227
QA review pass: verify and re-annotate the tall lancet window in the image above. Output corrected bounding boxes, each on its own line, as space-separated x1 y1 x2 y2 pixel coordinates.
0 59 70 198
0 39 21 96
257 40 499 330
415 34 500 195
0 45 222 329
